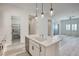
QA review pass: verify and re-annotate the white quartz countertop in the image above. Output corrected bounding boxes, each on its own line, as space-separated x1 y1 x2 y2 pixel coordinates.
26 35 61 47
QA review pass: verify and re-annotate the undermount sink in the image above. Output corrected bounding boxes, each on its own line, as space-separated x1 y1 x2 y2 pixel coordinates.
34 37 46 42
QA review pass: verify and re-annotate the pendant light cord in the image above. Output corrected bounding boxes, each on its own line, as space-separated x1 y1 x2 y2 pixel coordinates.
36 3 37 16
51 3 52 8
42 3 43 13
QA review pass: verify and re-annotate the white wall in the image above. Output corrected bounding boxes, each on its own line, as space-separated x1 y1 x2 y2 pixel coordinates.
0 5 29 46
37 16 48 39
0 11 4 42
0 4 48 46
0 4 50 46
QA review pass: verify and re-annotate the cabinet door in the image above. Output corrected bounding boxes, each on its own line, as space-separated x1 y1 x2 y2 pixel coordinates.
29 40 40 56
29 40 34 55
25 37 29 52
39 45 45 56
33 46 39 56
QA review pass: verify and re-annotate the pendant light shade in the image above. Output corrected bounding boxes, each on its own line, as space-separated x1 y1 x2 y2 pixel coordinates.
50 3 53 16
35 15 38 19
41 12 44 17
41 3 44 18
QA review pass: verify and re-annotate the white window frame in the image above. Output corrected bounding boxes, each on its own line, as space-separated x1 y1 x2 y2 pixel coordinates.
66 24 70 31
72 24 77 31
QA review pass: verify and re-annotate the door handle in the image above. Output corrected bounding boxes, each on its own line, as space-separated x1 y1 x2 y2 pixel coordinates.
32 46 34 50
40 47 41 52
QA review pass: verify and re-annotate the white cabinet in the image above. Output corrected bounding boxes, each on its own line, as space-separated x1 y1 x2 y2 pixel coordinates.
29 40 39 56
39 45 45 56
40 44 59 56
29 38 59 56
45 43 59 56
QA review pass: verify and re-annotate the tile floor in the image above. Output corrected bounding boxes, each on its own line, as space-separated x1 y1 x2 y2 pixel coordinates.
16 51 30 56
1 37 79 56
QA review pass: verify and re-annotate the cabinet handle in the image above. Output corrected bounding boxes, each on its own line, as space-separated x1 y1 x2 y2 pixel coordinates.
32 46 34 50
40 47 41 52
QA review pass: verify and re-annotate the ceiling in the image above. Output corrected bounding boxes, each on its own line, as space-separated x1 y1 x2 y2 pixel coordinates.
0 3 79 20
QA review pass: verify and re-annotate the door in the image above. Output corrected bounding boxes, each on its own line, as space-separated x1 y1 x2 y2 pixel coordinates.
29 15 36 35
11 16 20 44
29 40 39 56
48 20 52 36
33 45 39 56
39 45 45 56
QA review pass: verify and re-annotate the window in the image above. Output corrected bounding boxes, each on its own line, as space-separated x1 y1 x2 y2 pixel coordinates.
72 24 77 31
66 24 70 30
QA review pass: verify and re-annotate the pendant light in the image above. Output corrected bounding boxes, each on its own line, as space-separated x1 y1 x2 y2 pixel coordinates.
41 3 44 18
35 3 38 19
50 3 53 16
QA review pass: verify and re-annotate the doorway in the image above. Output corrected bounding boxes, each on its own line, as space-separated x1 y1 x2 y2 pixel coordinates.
48 19 52 36
11 16 20 44
29 15 36 35
53 23 59 35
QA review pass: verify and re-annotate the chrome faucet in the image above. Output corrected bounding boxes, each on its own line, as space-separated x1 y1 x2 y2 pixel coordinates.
40 34 44 38
40 34 43 38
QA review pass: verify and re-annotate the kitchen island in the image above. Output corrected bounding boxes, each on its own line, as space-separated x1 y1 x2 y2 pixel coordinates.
25 35 61 56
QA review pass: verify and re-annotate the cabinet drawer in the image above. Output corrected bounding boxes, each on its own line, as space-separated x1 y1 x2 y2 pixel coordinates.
30 40 39 48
